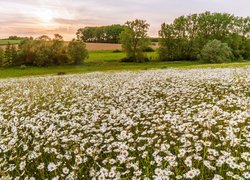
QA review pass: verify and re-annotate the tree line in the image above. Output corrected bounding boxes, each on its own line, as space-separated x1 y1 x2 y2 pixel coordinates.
0 12 249 67
3 36 33 41
158 12 250 62
76 12 249 63
0 34 88 67
76 24 125 43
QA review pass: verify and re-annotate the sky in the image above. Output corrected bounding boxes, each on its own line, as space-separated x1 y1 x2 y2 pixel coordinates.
0 0 249 40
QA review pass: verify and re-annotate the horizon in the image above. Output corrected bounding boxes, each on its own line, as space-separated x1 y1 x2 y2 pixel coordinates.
0 0 249 40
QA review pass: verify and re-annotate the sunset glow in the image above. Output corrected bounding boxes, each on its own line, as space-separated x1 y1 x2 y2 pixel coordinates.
0 0 249 40
36 9 54 25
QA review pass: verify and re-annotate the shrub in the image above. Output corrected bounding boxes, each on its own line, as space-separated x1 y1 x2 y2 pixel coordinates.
121 57 134 62
113 49 122 53
121 57 149 63
199 40 233 63
16 35 87 67
20 65 27 70
68 40 88 65
143 47 155 52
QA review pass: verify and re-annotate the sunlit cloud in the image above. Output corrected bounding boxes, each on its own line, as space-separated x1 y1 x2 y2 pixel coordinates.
0 0 249 40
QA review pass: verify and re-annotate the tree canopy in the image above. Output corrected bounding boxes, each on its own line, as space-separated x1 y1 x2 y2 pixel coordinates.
0 34 88 67
158 12 250 61
76 25 125 43
119 19 151 62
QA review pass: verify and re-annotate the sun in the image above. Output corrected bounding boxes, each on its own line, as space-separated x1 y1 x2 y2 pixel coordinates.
36 9 54 25
39 13 52 23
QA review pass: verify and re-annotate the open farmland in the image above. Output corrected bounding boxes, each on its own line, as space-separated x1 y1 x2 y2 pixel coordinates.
85 43 158 51
0 40 20 45
0 67 250 179
86 43 122 51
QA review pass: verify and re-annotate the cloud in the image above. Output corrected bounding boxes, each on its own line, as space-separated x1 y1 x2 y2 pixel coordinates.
53 18 104 26
0 0 249 40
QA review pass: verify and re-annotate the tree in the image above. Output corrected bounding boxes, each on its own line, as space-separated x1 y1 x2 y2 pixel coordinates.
76 25 125 43
0 47 4 67
77 27 95 42
68 39 88 65
36 35 51 41
18 39 36 65
10 45 18 65
158 12 250 61
199 40 233 63
119 19 150 62
105 25 125 43
51 34 68 65
4 43 12 66
34 42 51 66
158 23 179 61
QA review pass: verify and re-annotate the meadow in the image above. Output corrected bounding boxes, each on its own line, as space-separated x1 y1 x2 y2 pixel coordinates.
1 49 250 79
0 67 249 179
0 40 20 45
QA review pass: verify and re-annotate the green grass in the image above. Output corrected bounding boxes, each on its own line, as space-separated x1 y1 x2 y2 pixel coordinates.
0 50 249 79
87 50 157 62
0 40 21 45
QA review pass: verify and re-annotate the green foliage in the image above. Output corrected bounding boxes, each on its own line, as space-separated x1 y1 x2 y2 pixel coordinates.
4 43 12 66
159 12 250 62
33 40 52 66
68 40 88 65
199 40 233 63
36 35 51 41
17 39 37 66
3 43 17 67
12 34 88 67
0 47 4 66
143 46 155 52
51 34 68 65
7 36 33 41
119 19 151 62
76 24 125 43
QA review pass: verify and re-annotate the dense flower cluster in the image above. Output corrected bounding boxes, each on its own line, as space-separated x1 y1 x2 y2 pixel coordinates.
0 68 250 179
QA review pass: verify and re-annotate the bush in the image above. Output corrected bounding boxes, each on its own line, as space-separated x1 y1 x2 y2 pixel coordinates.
113 49 122 53
199 40 233 63
15 35 88 67
68 40 88 65
143 47 155 52
121 57 149 63
121 57 134 62
20 65 27 70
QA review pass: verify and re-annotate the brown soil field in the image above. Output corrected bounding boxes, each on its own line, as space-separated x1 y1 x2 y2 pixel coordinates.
86 43 158 51
86 43 122 51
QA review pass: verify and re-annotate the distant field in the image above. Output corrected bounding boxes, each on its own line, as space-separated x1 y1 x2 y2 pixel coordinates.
86 43 158 51
0 39 21 45
87 50 157 62
86 43 122 51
